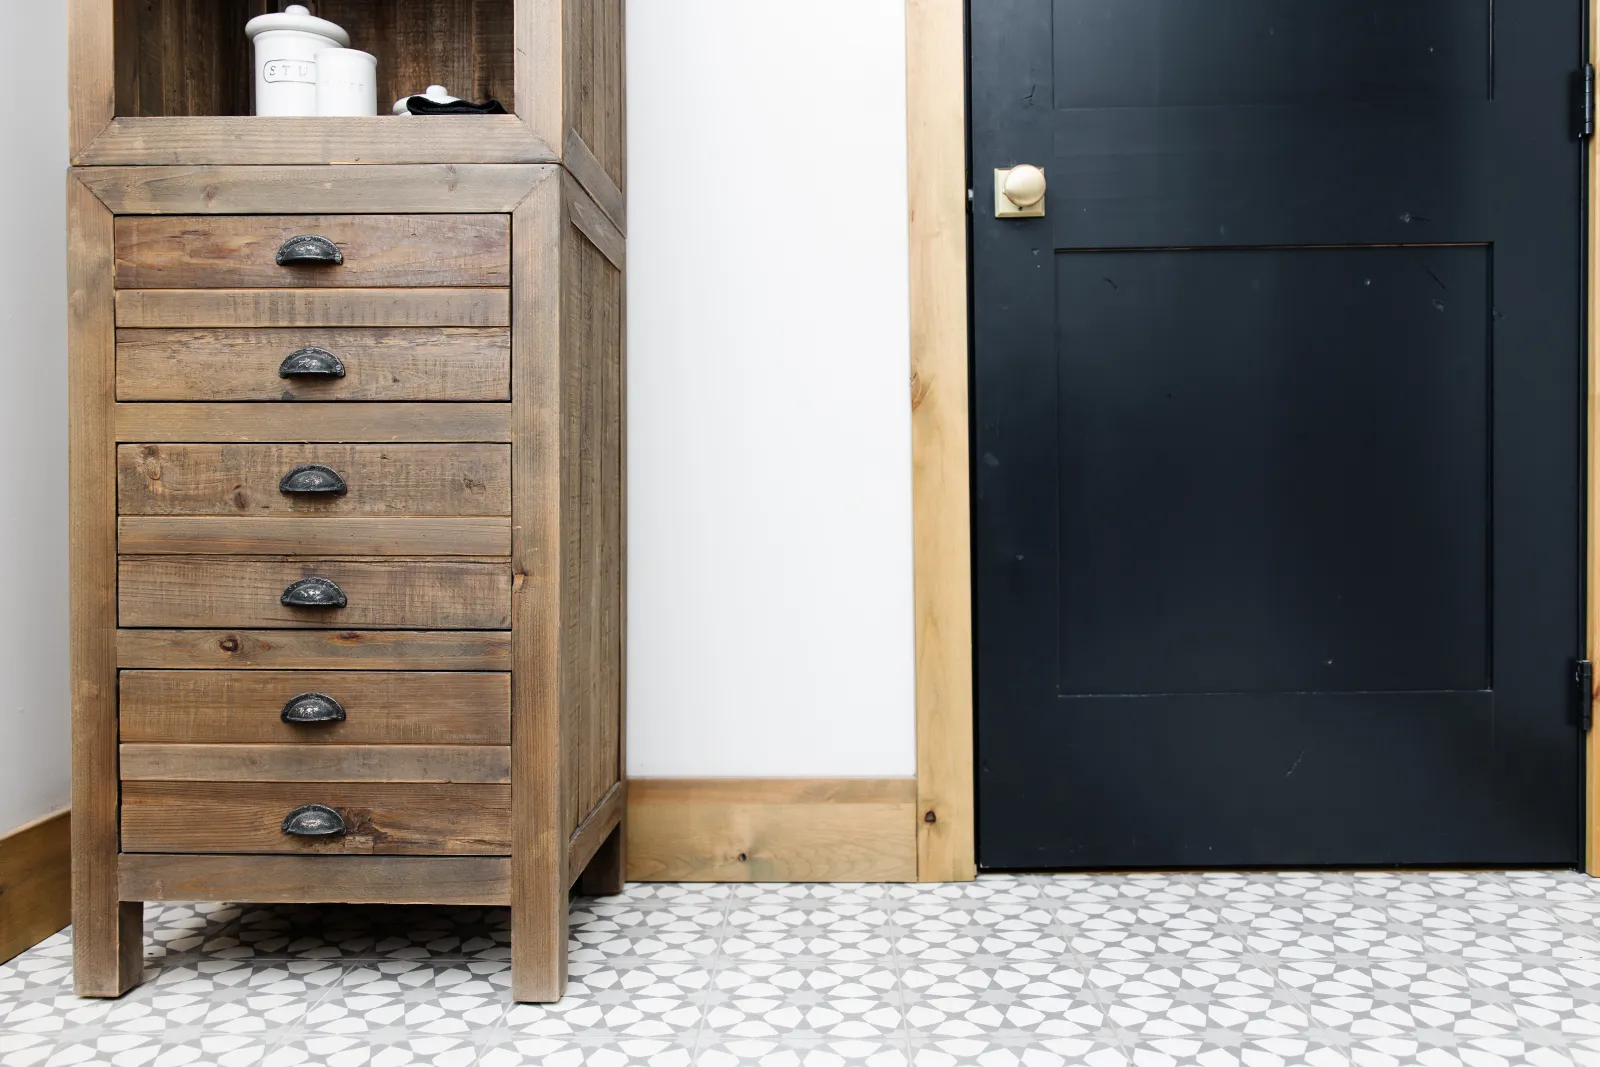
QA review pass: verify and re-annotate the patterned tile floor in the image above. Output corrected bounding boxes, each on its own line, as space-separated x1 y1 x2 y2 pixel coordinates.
4 873 1600 1066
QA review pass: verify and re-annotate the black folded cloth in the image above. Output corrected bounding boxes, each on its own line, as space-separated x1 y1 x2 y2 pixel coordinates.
402 97 508 115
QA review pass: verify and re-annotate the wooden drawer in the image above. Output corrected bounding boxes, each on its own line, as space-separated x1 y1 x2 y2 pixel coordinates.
118 558 513 629
119 671 511 744
120 744 510 784
114 215 510 288
120 782 511 855
118 445 511 516
115 327 511 401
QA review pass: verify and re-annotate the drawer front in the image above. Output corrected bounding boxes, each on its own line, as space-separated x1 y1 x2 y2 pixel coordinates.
115 215 510 289
118 558 513 629
119 670 511 744
121 782 511 855
115 289 510 329
120 744 511 784
116 516 512 557
115 327 511 401
118 444 511 516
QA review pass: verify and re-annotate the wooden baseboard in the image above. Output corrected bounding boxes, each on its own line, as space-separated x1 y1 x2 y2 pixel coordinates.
0 809 71 965
626 778 918 882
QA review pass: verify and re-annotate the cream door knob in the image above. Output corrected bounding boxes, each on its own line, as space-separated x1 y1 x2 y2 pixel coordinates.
1002 165 1047 207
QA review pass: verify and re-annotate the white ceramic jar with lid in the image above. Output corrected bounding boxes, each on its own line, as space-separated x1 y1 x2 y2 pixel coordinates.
316 48 378 116
246 4 350 116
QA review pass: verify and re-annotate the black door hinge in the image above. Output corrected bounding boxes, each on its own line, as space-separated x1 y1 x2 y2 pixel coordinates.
1578 659 1594 732
1582 64 1595 138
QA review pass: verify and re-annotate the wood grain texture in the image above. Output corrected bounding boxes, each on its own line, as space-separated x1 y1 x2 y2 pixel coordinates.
578 824 624 897
521 0 563 166
114 403 512 443
0 811 71 967
564 130 625 234
563 172 625 272
117 443 511 516
568 781 623 890
110 0 244 119
315 0 517 117
121 744 512 784
116 327 511 402
613 128 631 907
906 0 977 884
68 174 144 997
510 165 568 1003
564 0 626 194
121 782 511 855
120 670 511 744
118 557 513 630
78 117 554 167
80 165 548 216
115 215 510 289
115 289 510 329
118 629 513 671
559 187 625 842
120 854 511 905
627 779 919 883
70 0 115 161
119 517 513 556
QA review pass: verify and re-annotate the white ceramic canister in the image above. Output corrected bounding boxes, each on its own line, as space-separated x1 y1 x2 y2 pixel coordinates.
245 5 350 117
316 48 378 116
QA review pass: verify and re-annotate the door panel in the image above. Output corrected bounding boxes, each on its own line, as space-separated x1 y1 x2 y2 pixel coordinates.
1056 245 1490 696
1054 1 1491 108
972 0 1583 868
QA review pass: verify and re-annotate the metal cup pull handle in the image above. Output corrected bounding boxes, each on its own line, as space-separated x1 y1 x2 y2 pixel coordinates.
281 692 346 725
281 804 347 837
278 346 346 379
280 577 347 609
276 234 344 266
279 464 347 495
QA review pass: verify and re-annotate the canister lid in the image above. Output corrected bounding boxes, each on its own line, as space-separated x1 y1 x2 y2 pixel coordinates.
246 5 351 47
393 85 460 115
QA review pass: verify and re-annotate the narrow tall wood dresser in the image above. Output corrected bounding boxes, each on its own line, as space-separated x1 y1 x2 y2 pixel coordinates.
66 0 626 1002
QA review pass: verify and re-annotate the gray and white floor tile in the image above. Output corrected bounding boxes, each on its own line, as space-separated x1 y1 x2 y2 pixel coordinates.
5 874 1600 1065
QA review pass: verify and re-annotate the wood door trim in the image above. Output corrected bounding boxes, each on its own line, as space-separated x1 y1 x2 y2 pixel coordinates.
625 778 918 882
0 811 71 967
905 0 976 882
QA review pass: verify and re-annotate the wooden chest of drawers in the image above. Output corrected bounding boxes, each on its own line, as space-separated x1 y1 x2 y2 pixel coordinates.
68 4 627 996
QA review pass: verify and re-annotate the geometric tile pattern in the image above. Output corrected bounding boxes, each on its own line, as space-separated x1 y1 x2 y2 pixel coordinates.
4 872 1600 1065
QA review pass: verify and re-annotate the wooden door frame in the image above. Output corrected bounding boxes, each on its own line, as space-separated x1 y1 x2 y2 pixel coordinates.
910 0 1600 880
906 0 975 882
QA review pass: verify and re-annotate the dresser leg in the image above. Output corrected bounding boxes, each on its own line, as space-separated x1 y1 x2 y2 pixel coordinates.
511 886 569 1002
578 824 625 897
73 900 143 998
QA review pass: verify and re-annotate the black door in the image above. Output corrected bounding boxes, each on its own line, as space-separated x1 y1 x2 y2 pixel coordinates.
973 0 1585 867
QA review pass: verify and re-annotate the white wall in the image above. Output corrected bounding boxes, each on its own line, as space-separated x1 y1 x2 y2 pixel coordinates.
627 2 917 777
0 0 70 834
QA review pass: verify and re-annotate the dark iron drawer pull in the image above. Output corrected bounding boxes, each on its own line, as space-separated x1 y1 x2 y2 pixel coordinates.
279 464 347 495
281 804 346 837
281 692 346 725
278 346 346 379
281 577 347 608
276 234 343 266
